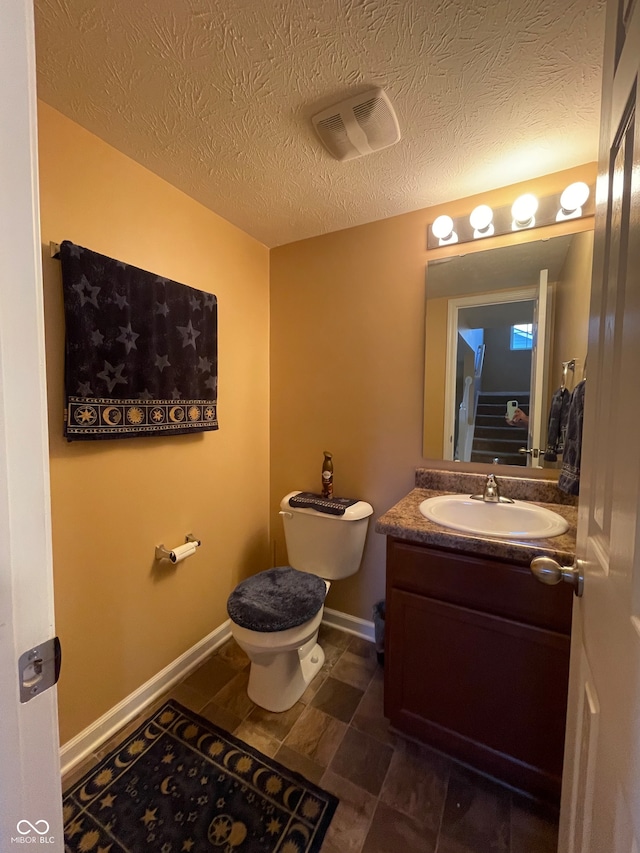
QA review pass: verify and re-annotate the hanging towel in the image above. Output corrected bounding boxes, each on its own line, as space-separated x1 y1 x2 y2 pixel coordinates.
60 241 218 441
558 379 587 495
543 386 571 462
288 492 359 515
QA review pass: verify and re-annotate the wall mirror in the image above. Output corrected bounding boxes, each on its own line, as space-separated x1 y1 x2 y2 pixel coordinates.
423 230 593 468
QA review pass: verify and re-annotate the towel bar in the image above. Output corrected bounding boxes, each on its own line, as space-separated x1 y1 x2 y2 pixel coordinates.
561 359 576 390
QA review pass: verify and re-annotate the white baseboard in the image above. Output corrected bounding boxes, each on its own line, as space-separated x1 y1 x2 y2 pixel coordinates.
59 620 232 776
322 607 375 643
60 608 374 776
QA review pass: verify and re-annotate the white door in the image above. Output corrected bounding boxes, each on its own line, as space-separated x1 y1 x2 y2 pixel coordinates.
0 0 63 848
557 0 640 848
528 269 550 468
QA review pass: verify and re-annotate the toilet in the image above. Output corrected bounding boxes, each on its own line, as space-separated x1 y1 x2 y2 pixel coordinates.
226 490 373 712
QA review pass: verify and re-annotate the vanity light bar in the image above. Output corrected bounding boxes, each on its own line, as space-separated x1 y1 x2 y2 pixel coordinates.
427 183 593 249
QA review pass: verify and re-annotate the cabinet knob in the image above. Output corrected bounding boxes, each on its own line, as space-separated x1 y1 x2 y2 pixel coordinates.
529 556 584 597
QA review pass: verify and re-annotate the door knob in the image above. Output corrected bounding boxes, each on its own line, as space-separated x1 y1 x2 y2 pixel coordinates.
518 448 540 457
529 556 584 597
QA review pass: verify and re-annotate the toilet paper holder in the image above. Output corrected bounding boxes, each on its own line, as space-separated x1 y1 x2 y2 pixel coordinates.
155 533 201 563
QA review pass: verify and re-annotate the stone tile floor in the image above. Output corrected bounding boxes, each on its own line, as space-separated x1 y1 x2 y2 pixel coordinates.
63 625 560 852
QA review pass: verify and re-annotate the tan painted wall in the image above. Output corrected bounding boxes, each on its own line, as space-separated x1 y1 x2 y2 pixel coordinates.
38 103 270 744
551 230 594 389
423 296 449 459
270 164 596 621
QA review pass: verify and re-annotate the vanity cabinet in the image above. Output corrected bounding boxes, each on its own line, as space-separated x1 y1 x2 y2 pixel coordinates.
384 537 573 803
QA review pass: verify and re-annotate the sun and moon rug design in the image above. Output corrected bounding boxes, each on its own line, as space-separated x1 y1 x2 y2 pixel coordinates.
62 700 338 853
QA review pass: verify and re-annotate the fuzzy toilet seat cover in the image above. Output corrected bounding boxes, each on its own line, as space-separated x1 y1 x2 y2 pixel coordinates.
227 566 326 632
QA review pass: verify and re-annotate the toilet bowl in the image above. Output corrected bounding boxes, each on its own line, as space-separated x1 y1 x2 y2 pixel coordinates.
230 579 329 713
226 491 373 712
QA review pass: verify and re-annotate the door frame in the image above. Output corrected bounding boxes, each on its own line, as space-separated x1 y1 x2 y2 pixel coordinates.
529 269 551 462
0 0 63 847
443 286 538 461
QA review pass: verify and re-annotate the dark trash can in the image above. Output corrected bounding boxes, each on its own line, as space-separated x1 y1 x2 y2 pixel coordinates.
373 599 385 665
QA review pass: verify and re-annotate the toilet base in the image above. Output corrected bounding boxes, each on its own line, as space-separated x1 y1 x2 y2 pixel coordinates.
246 636 326 713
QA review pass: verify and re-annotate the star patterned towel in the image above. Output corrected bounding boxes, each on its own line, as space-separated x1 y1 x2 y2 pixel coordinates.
558 379 586 495
60 240 218 441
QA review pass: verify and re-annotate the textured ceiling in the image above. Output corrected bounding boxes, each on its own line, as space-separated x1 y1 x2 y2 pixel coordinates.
427 233 578 299
34 0 606 247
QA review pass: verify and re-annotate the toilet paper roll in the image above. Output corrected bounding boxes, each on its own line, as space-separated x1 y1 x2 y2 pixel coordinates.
170 541 198 564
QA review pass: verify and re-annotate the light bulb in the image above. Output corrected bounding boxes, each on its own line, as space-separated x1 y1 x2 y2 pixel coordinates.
432 215 455 240
511 194 538 228
470 204 494 237
558 182 590 220
560 182 590 211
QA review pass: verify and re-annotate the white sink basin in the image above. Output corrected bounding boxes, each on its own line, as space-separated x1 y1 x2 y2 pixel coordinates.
419 494 569 539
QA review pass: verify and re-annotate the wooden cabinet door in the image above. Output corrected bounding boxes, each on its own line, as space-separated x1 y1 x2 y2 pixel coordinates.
386 588 570 801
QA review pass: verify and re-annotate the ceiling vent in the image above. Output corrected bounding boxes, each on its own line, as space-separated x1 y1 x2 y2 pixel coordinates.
311 88 401 161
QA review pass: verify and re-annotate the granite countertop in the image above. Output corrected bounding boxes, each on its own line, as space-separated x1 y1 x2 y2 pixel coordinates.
375 469 577 565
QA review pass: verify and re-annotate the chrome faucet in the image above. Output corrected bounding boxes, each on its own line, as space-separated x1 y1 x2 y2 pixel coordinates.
483 473 500 502
470 473 514 503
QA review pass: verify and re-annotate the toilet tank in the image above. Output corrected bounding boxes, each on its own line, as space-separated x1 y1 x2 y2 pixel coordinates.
280 491 373 579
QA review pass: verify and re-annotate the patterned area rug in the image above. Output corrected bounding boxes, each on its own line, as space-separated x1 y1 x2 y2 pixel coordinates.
63 700 338 852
